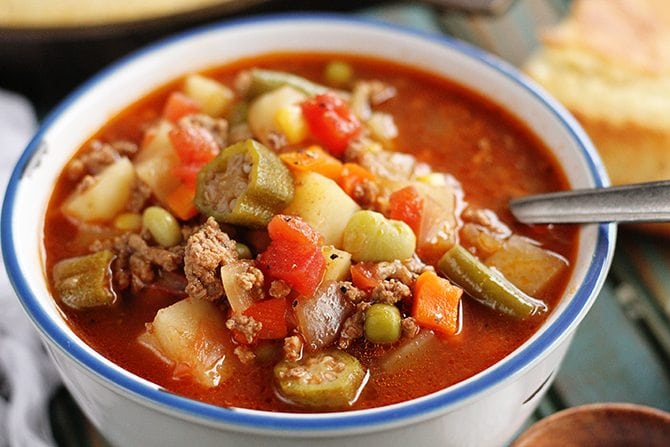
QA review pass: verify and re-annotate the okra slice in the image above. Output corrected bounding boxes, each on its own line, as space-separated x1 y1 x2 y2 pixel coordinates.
274 350 368 408
195 139 294 227
247 69 329 98
52 250 116 309
437 244 547 319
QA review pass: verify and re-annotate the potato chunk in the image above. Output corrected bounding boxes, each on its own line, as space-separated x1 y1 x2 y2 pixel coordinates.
134 121 181 205
321 245 352 282
283 171 360 247
62 157 135 222
248 85 306 147
139 298 234 388
184 74 234 118
485 235 568 296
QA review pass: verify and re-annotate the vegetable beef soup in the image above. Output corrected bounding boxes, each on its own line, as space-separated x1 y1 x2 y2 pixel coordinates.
44 53 578 412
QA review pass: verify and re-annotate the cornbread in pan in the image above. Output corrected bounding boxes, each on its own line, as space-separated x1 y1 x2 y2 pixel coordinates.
0 0 233 27
524 0 670 188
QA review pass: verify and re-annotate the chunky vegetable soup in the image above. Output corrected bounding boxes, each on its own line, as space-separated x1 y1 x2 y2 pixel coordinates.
45 53 578 412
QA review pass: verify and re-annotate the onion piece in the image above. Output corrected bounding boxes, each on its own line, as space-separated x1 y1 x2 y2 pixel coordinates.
294 280 354 350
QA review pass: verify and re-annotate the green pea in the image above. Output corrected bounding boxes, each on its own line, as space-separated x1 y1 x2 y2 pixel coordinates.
142 206 182 247
342 210 416 262
235 242 253 259
365 303 402 344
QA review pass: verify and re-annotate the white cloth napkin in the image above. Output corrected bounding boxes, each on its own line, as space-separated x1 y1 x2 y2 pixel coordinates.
0 89 61 447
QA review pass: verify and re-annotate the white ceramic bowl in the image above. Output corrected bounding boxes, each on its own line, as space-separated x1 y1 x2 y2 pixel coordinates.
1 15 615 447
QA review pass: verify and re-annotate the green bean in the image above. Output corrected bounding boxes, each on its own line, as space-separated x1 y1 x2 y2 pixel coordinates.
227 101 249 126
247 69 329 98
437 244 547 319
142 206 182 247
365 303 402 344
342 210 416 262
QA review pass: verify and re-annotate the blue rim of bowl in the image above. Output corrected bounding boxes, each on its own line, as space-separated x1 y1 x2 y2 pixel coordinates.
1 13 615 434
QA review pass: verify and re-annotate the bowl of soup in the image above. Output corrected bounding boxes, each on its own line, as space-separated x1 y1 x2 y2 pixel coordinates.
1 14 615 447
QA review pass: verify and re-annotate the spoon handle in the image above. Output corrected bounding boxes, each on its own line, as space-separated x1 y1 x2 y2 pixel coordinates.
509 180 670 224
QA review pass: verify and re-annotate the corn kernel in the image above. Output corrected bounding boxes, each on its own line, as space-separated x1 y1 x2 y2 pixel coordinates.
114 212 143 232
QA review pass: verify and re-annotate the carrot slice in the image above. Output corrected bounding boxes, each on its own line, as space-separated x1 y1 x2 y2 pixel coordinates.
165 183 197 220
412 271 462 336
337 163 375 197
279 145 343 180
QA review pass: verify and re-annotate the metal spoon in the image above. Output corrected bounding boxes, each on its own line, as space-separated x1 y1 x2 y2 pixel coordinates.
509 180 670 224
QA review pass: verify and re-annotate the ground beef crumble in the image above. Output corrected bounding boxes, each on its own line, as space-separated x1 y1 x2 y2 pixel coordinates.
375 256 433 287
283 335 304 362
371 279 411 304
337 281 367 304
401 317 420 338
184 217 238 301
233 260 265 300
338 311 366 349
269 280 291 298
225 315 262 344
90 232 182 293
234 346 256 365
178 113 228 149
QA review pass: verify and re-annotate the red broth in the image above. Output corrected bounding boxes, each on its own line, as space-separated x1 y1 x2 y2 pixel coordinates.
44 53 578 412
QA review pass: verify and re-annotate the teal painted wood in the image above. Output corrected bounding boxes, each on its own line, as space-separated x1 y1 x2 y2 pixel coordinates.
551 279 670 410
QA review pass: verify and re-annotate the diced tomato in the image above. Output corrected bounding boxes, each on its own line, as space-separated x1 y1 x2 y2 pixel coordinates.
168 123 219 187
171 164 201 188
162 91 201 124
267 214 323 246
242 297 290 340
258 240 325 297
389 186 425 235
350 262 382 291
300 93 362 156
258 215 326 297
169 125 219 165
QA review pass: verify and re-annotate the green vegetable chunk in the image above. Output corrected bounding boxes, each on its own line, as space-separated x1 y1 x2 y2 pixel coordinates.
52 250 116 309
247 69 329 98
342 210 416 262
195 139 294 227
274 350 368 409
437 244 547 319
365 303 402 344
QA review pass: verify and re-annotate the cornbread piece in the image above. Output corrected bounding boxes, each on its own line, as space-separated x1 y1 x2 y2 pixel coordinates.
524 0 670 235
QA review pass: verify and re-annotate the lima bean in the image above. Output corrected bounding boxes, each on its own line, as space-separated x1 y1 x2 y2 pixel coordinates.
342 210 415 262
142 206 182 247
